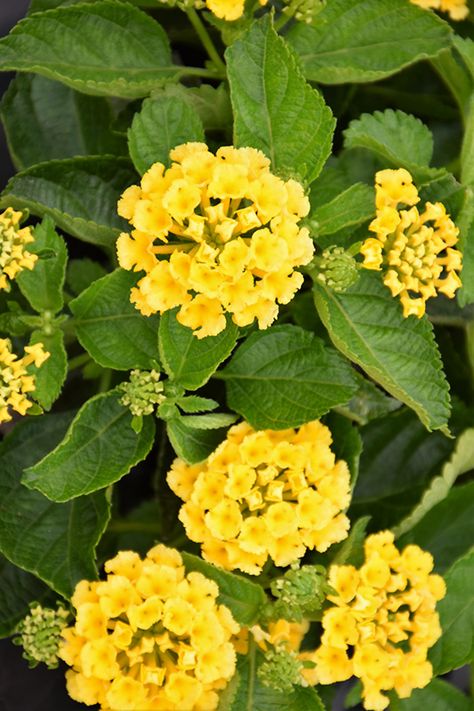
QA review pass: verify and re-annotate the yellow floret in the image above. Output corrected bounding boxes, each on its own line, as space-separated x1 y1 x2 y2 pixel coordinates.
0 339 49 424
411 0 469 20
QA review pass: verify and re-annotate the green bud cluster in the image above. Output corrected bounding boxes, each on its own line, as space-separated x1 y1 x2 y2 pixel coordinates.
283 0 326 23
258 647 304 693
269 564 329 621
315 246 360 292
13 604 69 669
119 369 165 417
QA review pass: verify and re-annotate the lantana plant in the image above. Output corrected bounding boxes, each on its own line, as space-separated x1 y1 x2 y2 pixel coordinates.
0 0 473 709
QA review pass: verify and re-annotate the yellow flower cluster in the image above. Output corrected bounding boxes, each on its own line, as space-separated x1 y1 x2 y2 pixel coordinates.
360 168 462 318
411 0 469 20
60 545 239 711
206 0 267 21
312 532 446 711
0 340 49 423
0 207 37 290
167 420 351 575
117 143 313 338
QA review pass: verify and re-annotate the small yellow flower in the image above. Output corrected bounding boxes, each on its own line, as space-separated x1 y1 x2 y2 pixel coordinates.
411 0 468 20
60 545 239 710
0 207 38 290
168 420 351 575
0 339 49 424
314 531 446 710
117 143 312 338
360 169 462 318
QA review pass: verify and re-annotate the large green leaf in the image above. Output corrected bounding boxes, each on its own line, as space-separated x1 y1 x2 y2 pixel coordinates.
17 216 67 314
128 92 205 175
398 481 474 574
393 428 474 538
286 0 451 85
0 157 136 247
166 416 227 464
309 183 374 238
0 0 177 99
313 271 451 431
430 550 474 674
390 679 470 711
351 409 454 530
29 329 68 411
0 74 125 170
0 413 110 597
220 325 360 430
23 390 155 501
219 646 325 711
71 269 160 371
159 308 238 391
226 15 334 185
181 552 266 625
0 557 51 638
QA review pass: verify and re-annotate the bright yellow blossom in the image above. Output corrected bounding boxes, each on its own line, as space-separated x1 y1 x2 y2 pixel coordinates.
60 544 239 710
360 169 462 318
0 207 37 290
167 420 351 575
117 143 313 338
411 0 468 20
313 531 446 711
0 339 49 423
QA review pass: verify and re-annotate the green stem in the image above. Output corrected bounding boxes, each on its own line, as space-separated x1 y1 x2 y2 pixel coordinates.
99 369 112 393
431 49 472 119
186 9 226 74
68 352 92 371
179 65 226 81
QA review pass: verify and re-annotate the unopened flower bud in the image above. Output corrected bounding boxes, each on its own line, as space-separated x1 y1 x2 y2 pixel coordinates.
14 604 69 669
258 647 305 692
119 369 165 417
270 564 329 621
315 246 359 293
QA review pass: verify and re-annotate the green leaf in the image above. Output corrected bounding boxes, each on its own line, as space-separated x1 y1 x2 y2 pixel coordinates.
309 183 375 238
179 413 238 430
23 390 155 501
324 412 362 488
226 15 334 184
0 413 110 597
0 156 136 248
66 258 107 296
128 91 205 175
343 109 441 183
313 270 451 432
181 552 266 625
184 84 232 133
286 0 451 85
159 308 238 391
398 481 474 574
177 396 219 413
166 416 227 464
70 269 160 371
0 0 177 99
219 646 325 711
220 325 358 430
29 329 68 411
0 557 51 638
390 679 470 711
0 74 125 170
351 409 454 529
393 429 474 538
429 550 474 674
331 516 370 567
17 216 67 314
340 373 401 426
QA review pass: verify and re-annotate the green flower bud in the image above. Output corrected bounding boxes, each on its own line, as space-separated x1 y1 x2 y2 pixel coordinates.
14 604 69 669
315 246 359 293
283 0 326 23
119 369 165 417
258 648 304 693
269 564 329 621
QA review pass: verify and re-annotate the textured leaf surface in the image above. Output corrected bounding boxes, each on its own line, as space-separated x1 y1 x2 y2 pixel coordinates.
0 157 136 247
0 74 125 170
17 216 67 314
221 325 358 430
0 413 109 597
309 183 374 237
181 552 266 625
0 557 51 638
71 269 160 370
23 391 155 501
226 15 334 184
313 271 451 431
166 417 227 464
390 679 470 711
0 0 177 99
29 329 68 411
159 309 238 390
128 92 204 174
430 550 474 674
393 428 474 537
286 0 451 85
